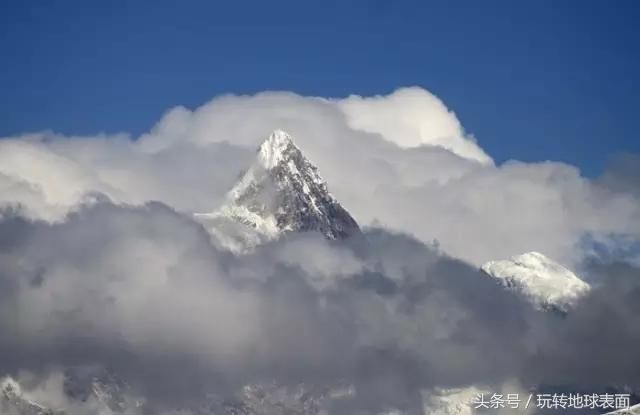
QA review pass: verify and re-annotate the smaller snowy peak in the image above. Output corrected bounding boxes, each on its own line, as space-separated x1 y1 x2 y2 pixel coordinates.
482 252 590 311
606 403 640 414
1 376 59 415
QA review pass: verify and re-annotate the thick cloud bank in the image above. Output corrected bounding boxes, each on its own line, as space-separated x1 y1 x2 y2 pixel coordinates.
0 203 639 414
1 87 639 414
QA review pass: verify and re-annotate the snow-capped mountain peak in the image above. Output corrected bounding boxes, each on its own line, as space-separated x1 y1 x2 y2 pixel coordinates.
197 129 360 249
482 251 590 311
256 128 295 169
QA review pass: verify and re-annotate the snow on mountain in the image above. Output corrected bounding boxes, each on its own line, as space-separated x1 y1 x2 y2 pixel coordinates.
63 367 143 413
1 370 144 415
196 129 360 251
481 252 590 311
422 386 486 415
1 376 61 415
606 403 640 414
2 373 353 415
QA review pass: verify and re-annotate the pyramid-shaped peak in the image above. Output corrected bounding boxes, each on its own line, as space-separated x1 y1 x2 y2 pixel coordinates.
258 129 299 169
204 129 360 241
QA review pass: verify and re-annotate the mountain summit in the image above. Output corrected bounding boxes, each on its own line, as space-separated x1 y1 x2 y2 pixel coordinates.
482 252 590 312
198 130 360 247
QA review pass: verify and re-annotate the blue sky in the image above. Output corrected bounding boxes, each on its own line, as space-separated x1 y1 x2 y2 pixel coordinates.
1 0 638 176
